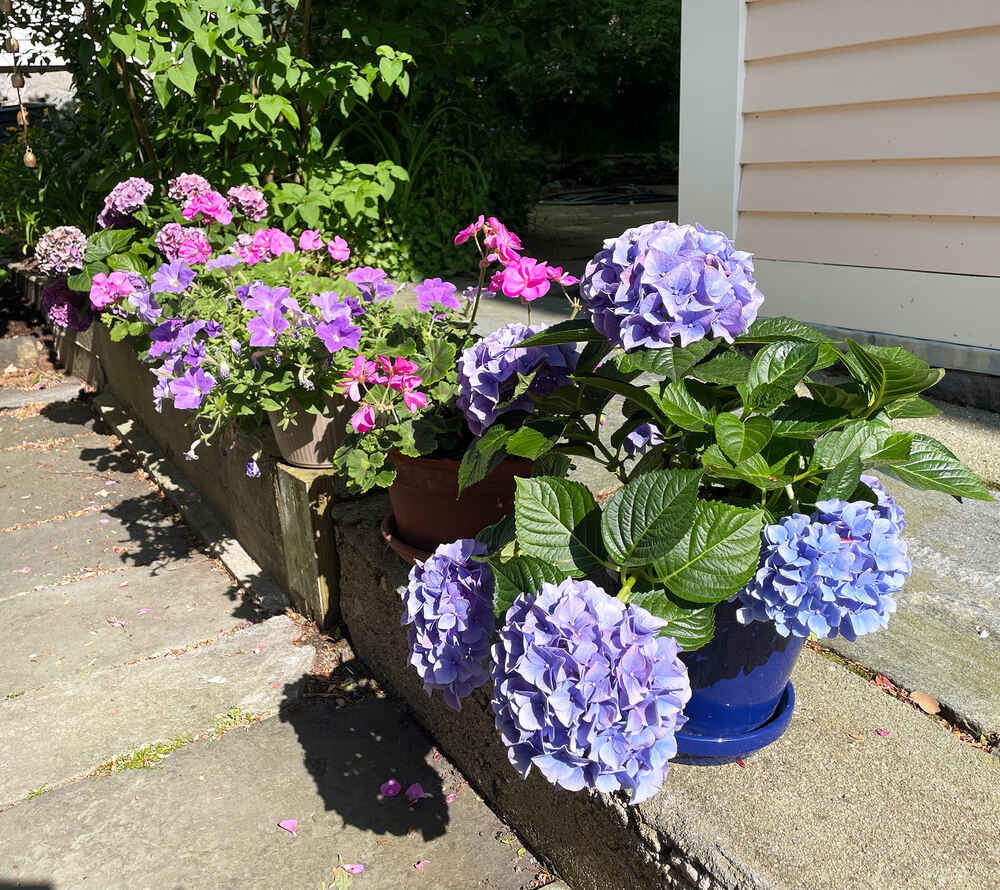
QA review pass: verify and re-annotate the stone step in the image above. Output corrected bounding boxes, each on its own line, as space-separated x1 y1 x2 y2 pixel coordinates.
0 615 314 804
0 400 99 446
0 700 546 890
1 557 256 693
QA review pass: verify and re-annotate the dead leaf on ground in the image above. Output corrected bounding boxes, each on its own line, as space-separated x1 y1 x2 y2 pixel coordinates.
909 691 940 714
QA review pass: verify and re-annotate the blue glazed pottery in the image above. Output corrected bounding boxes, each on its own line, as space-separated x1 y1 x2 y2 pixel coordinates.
673 599 804 765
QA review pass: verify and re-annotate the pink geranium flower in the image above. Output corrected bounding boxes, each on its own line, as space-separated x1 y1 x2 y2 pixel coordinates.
298 230 324 251
252 227 296 258
339 355 378 402
453 214 485 245
89 271 135 309
350 404 376 433
484 217 522 264
182 190 233 225
328 236 350 262
500 257 551 301
546 265 580 286
176 230 213 265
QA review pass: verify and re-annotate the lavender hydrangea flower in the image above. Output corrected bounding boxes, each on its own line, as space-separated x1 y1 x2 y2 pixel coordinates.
97 177 154 229
623 423 663 459
156 223 210 264
736 478 910 641
401 539 495 710
41 279 93 332
457 322 580 436
492 579 691 804
581 221 764 350
35 226 87 276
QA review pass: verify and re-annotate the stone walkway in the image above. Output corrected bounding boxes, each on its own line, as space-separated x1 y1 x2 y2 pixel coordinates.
0 395 554 890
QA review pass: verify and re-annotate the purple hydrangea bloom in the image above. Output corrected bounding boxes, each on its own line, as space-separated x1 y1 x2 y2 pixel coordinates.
41 279 93 332
97 177 154 229
414 277 461 312
167 173 212 203
623 423 664 459
151 260 196 295
401 539 495 710
35 226 87 276
156 223 210 263
492 578 691 804
169 368 217 410
457 322 580 436
247 308 290 347
581 221 764 350
736 478 910 641
226 185 268 222
347 266 395 302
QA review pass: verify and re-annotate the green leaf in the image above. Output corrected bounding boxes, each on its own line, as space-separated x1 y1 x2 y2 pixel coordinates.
865 432 914 464
746 341 819 395
701 447 789 490
627 588 716 651
804 380 869 415
475 515 515 556
653 502 764 603
85 229 136 264
649 380 714 431
489 555 567 619
817 454 862 501
457 425 512 494
714 414 773 463
813 420 890 468
690 350 751 385
106 252 145 274
770 398 849 438
600 469 703 567
517 319 608 347
506 423 560 460
617 340 716 381
514 477 606 577
259 397 282 412
109 28 137 56
737 316 833 345
532 453 572 479
843 341 944 411
416 340 456 386
166 56 198 96
257 94 283 122
884 395 940 419
574 374 665 424
67 271 92 292
882 434 993 500
378 56 403 86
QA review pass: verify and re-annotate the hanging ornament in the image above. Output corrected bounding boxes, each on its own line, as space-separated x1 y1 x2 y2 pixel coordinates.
10 70 24 89
23 147 36 168
16 104 28 126
4 36 17 52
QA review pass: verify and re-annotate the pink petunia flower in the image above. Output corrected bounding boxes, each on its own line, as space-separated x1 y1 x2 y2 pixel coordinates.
299 230 324 251
327 236 351 262
341 864 365 875
500 257 551 302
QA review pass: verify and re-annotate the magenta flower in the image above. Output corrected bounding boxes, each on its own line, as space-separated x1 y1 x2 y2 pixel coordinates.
327 236 351 262
169 368 217 410
341 864 364 876
414 277 461 312
350 404 376 433
183 190 232 226
176 230 213 265
41 279 93 332
453 214 485 245
298 229 324 251
251 227 295 260
484 217 522 264
247 308 290 347
226 185 268 221
339 356 377 402
167 173 212 203
546 265 579 286
403 386 428 413
90 271 135 309
500 257 551 302
316 316 361 354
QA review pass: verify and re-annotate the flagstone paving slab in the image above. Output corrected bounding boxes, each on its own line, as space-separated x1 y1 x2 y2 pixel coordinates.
0 615 313 804
0 700 540 890
0 400 99 446
0 557 256 693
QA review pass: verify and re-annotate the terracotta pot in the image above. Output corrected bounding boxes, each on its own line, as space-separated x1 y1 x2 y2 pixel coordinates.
387 452 532 553
267 395 349 469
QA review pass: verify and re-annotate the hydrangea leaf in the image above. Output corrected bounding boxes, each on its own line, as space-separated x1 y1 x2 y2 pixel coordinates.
744 341 819 399
488 555 567 619
573 374 666 425
627 588 716 651
85 229 136 264
884 394 940 419
475 515 516 557
616 340 716 381
843 341 944 411
690 350 752 385
736 316 833 345
714 414 773 463
531 453 572 479
812 420 890 468
770 398 850 438
457 425 513 495
600 469 703 567
505 421 563 460
653 501 764 603
817 454 862 502
701 446 788 491
516 319 607 347
514 477 607 577
648 380 715 431
880 433 993 500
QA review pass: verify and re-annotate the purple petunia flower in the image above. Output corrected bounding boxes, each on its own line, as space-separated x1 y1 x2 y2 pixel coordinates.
41 279 93 332
316 316 361 354
414 277 461 312
35 226 87 276
623 423 664 459
401 539 495 710
244 284 288 314
736 477 910 641
169 368 217 410
457 322 580 436
205 254 242 271
310 291 350 322
151 260 196 295
125 273 162 324
347 266 395 302
97 177 154 229
247 308 290 347
581 221 764 350
492 578 691 804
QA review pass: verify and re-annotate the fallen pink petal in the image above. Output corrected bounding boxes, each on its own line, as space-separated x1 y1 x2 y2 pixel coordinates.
445 793 457 804
876 728 891 737
277 819 298 836
99 518 110 525
341 864 364 875
17 567 31 574
137 608 151 614
414 860 429 871
405 782 429 802
380 779 402 797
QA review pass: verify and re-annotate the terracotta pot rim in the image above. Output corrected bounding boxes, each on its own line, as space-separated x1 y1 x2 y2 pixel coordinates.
388 450 532 471
380 512 432 566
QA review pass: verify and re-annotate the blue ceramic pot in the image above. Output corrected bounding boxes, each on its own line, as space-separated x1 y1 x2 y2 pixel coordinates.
673 599 804 765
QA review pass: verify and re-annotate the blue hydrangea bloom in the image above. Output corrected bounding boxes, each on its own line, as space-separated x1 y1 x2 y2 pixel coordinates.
492 579 691 804
401 539 495 711
623 423 663 459
581 221 764 350
457 322 580 436
736 478 910 641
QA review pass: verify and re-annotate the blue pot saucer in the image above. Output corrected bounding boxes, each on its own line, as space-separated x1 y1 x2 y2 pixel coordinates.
671 682 796 766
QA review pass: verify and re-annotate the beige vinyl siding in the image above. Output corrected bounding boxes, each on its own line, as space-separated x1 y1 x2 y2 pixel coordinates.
737 1 1000 280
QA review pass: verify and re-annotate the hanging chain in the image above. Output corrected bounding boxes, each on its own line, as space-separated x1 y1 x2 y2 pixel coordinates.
1 0 35 167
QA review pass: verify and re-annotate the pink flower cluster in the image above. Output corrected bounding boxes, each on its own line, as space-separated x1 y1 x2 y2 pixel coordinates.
229 228 296 265
226 185 268 222
183 190 233 226
156 223 212 264
454 216 578 302
89 271 136 309
339 356 428 433
167 173 213 203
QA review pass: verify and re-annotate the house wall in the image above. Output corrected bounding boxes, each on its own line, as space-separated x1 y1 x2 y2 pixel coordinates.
679 0 1000 373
